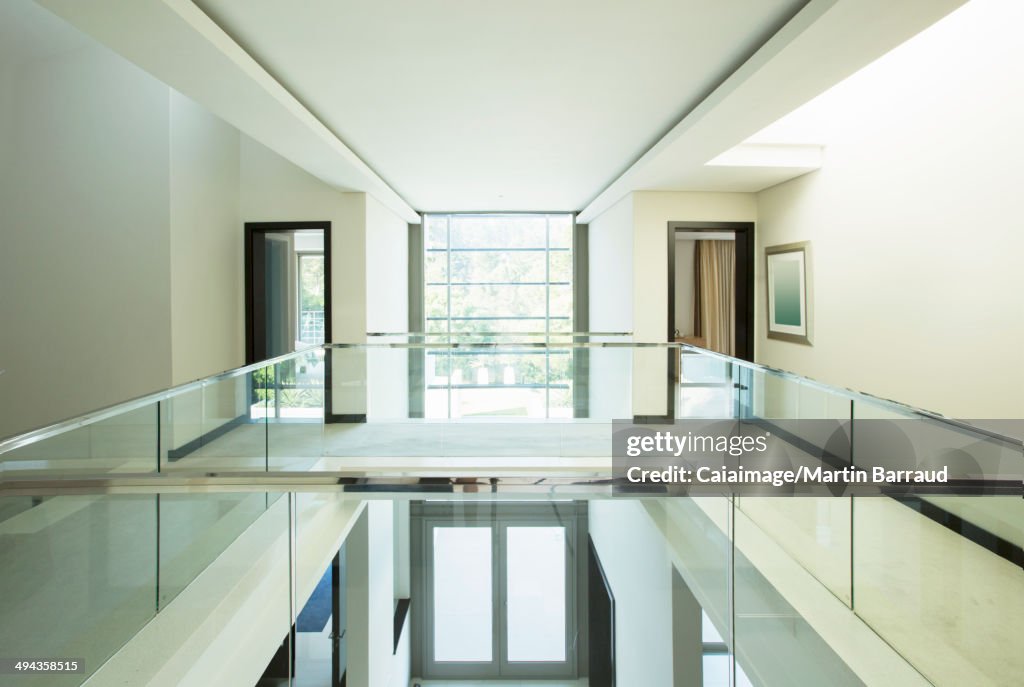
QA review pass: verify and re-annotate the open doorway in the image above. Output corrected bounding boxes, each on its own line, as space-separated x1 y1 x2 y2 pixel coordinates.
245 222 332 426
245 222 332 364
667 222 753 362
667 222 754 419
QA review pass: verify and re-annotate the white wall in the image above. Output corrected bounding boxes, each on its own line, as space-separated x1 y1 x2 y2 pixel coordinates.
346 500 397 687
588 194 634 334
169 91 243 384
389 617 412 687
587 194 634 418
755 0 1024 418
589 500 674 685
365 194 410 419
0 14 173 439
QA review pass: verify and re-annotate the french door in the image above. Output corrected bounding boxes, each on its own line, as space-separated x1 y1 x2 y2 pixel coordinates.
416 502 580 680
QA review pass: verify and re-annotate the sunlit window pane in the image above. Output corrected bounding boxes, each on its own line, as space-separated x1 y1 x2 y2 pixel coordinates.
702 610 724 643
450 215 546 248
549 249 572 283
425 215 448 249
703 654 730 687
507 526 566 662
433 527 492 662
451 251 547 283
424 214 574 417
549 215 573 248
425 251 447 283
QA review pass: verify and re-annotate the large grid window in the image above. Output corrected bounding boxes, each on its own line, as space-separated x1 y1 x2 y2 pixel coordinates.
423 214 573 418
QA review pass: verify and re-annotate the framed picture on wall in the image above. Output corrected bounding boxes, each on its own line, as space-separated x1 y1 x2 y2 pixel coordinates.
765 241 812 345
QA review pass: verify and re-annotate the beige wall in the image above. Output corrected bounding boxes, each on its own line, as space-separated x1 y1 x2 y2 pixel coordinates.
239 135 367 343
623 191 757 415
0 0 390 439
0 27 173 439
755 0 1024 418
587 191 756 416
238 136 416 417
632 191 757 342
239 136 370 417
169 91 243 385
674 240 696 337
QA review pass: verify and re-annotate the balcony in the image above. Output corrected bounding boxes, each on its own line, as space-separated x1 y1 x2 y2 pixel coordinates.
0 339 1020 687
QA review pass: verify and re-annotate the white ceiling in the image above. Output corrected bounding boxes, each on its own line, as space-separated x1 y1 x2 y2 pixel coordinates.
33 0 964 222
193 0 808 212
576 0 964 221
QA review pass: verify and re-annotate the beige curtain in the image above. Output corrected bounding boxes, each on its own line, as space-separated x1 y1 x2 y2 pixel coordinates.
693 240 735 356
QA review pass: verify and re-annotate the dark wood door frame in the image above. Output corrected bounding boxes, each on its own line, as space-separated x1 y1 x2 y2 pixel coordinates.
666 221 755 362
244 221 332 364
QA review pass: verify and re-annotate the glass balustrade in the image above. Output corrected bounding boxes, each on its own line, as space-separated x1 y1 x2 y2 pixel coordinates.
0 339 1020 686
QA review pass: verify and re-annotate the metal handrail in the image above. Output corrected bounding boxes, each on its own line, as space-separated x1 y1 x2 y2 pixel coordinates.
2 338 1020 458
0 346 319 456
366 331 633 337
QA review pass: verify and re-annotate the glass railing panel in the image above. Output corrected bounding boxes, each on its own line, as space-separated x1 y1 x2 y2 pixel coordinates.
0 404 158 477
162 371 267 472
677 350 736 418
850 398 1024 686
268 349 325 471
3 481 1021 686
421 346 573 419
323 346 444 462
737 496 853 608
125 490 293 686
749 367 797 420
736 378 854 607
0 489 296 686
160 385 203 470
231 491 295 687
851 493 1024 686
0 429 87 477
583 344 633 421
915 494 1024 549
322 343 632 464
87 405 159 474
291 491 363 684
156 491 272 609
646 496 735 683
322 419 613 463
733 506 864 687
631 347 672 419
204 371 266 471
0 493 157 685
327 346 368 423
